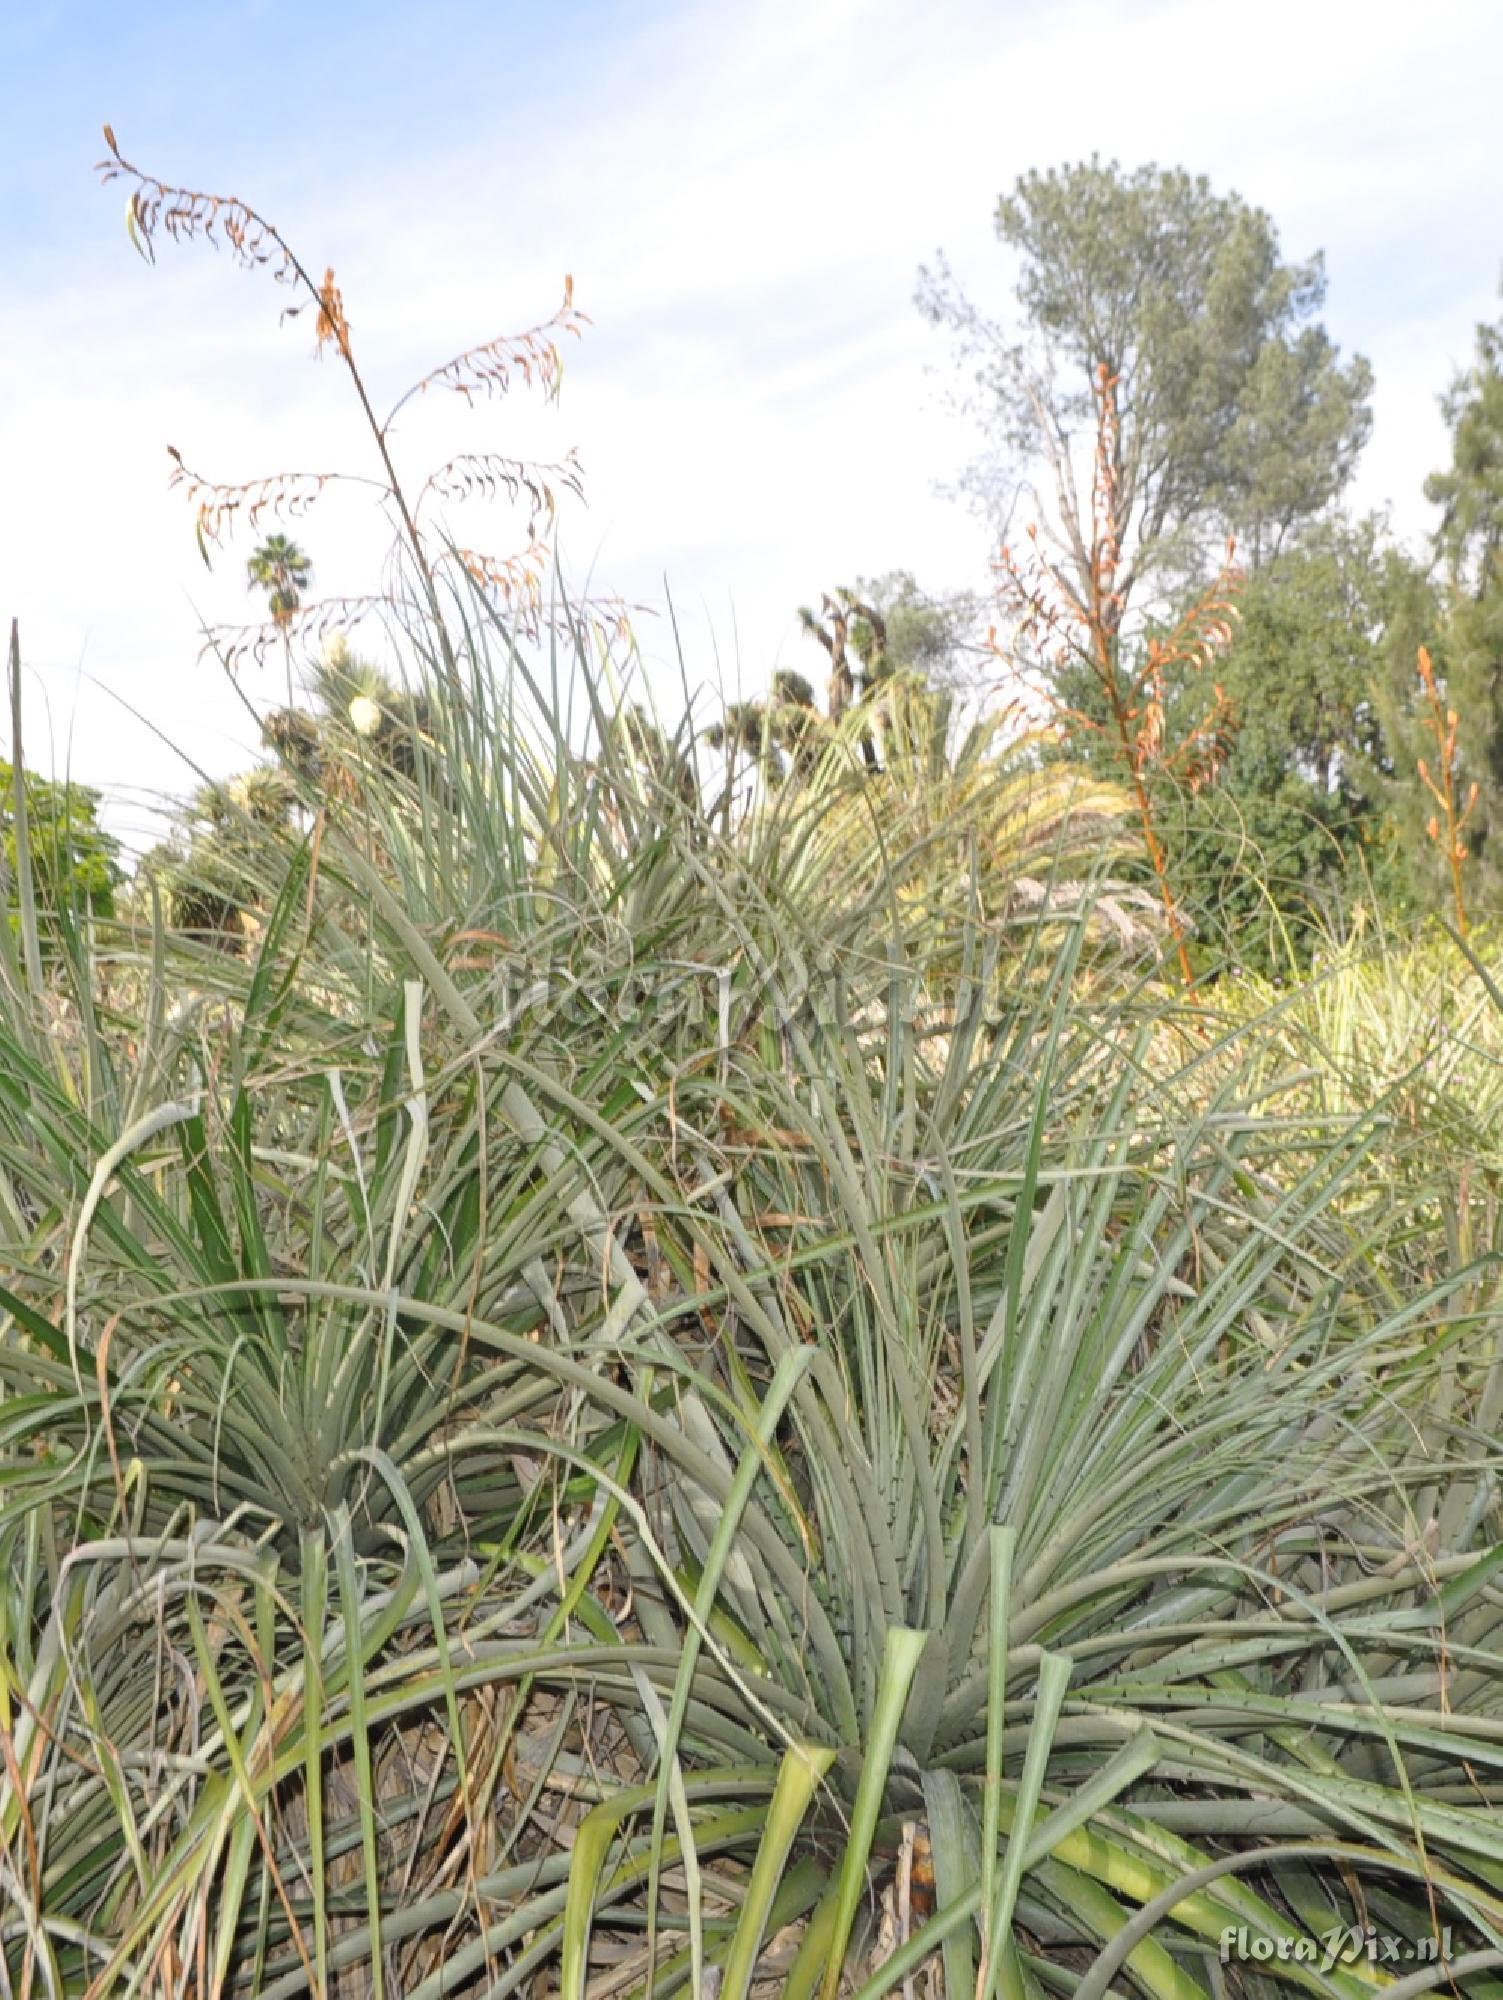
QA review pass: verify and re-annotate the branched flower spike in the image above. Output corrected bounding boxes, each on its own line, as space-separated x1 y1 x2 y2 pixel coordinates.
96 127 619 664
1415 644 1480 936
991 363 1244 988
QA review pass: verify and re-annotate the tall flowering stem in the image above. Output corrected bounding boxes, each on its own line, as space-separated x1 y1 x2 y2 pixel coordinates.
95 126 607 673
992 364 1242 988
1415 644 1480 937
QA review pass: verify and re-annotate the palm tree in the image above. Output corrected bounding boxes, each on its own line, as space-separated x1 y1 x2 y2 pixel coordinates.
246 534 311 628
247 534 312 696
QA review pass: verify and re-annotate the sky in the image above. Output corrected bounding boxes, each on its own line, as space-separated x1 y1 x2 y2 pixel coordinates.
3 0 1501 856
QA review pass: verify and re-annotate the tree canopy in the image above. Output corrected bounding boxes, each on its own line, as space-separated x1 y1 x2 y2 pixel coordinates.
1 763 121 945
246 534 312 629
918 158 1374 612
1166 519 1420 965
1427 299 1503 588
1374 305 1503 916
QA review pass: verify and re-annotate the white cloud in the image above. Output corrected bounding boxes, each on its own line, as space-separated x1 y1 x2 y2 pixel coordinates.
4 0 1500 849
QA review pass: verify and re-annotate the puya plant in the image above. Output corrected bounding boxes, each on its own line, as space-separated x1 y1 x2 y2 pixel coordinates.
97 125 604 678
0 606 975 1996
536 917 1503 2000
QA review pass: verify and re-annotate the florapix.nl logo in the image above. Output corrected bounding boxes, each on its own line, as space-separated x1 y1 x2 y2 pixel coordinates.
1220 1923 1457 1974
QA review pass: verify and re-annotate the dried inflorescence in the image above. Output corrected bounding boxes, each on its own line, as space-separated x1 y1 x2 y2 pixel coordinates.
98 126 594 674
207 579 633 672
438 545 634 648
1415 644 1480 937
166 448 339 553
99 125 302 287
313 266 352 359
383 279 588 433
1133 584 1242 794
420 450 584 535
992 363 1245 986
203 596 385 676
447 542 550 631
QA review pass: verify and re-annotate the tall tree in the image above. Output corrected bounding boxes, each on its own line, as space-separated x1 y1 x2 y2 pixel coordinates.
918 158 1373 614
709 575 977 792
840 571 985 692
1379 302 1503 919
2 764 121 948
1168 517 1420 965
1428 304 1503 587
705 671 823 791
246 534 312 629
247 532 311 696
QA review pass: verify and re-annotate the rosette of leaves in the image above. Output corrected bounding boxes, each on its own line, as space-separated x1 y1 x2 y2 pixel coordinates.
515 926 1503 2000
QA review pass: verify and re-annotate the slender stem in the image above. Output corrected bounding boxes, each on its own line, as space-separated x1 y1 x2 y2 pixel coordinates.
1096 627 1196 989
1415 647 1473 938
7 619 46 996
1083 366 1195 989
